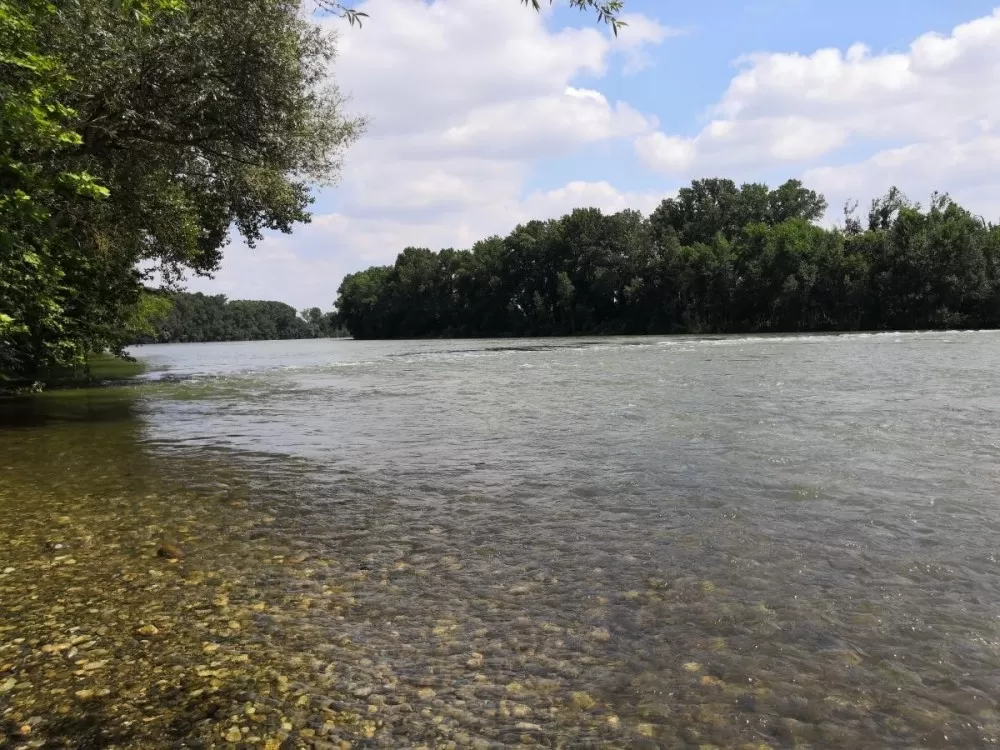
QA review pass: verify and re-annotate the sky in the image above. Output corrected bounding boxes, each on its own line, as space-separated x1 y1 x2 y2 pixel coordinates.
187 0 1000 309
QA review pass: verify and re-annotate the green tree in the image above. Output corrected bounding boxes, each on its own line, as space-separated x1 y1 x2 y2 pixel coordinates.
2 0 363 381
0 0 116 379
133 292 338 343
649 178 828 247
333 177 1000 340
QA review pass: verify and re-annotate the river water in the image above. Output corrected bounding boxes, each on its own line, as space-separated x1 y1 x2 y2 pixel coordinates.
3 331 1000 748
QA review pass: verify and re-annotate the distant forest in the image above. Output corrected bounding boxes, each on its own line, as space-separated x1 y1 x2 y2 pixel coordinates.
132 292 345 344
334 178 1000 339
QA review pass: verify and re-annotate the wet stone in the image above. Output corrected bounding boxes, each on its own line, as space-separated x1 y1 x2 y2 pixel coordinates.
156 542 184 560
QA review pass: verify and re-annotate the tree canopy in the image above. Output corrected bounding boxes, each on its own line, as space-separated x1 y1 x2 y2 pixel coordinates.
1 0 362 382
131 292 345 344
333 178 1000 338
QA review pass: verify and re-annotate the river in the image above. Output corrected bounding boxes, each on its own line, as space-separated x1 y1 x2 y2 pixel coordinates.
2 331 1000 748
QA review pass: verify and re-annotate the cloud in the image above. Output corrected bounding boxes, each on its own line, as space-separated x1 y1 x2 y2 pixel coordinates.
185 0 672 307
635 7 1000 219
611 13 687 74
187 180 665 306
804 136 1000 223
327 0 652 139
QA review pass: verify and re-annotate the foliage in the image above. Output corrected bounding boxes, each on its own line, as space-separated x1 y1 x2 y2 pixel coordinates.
315 0 626 33
132 292 343 343
521 0 626 34
0 0 115 380
1 0 362 381
333 178 1000 339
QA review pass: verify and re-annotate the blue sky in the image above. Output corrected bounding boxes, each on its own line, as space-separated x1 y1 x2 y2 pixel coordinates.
189 0 1000 308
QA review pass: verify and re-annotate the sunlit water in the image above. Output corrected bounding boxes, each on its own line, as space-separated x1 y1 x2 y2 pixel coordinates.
4 332 1000 748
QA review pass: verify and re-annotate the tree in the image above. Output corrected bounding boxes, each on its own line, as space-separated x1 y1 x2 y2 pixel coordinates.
2 0 363 380
332 177 1000 340
649 178 828 247
1 0 117 379
132 292 343 343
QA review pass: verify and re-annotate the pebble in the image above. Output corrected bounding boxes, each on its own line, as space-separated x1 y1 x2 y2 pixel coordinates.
589 628 611 643
223 726 242 742
511 703 531 718
136 624 159 636
571 692 596 710
156 543 184 560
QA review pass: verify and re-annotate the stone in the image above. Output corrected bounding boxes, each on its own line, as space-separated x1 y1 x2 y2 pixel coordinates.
136 624 159 637
589 627 611 643
223 726 242 742
571 692 596 710
156 543 184 560
511 703 531 718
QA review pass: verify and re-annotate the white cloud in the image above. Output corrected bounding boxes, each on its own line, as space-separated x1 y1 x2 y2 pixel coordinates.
611 12 686 74
185 0 672 307
187 180 665 306
635 6 1000 221
805 136 1000 223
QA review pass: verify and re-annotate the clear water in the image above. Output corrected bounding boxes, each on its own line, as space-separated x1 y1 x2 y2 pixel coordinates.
3 331 1000 748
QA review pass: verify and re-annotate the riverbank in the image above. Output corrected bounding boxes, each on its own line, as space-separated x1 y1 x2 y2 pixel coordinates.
0 355 146 396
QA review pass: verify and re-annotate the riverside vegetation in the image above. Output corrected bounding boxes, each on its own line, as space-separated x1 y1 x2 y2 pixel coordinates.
334 179 1000 339
130 293 346 345
0 0 622 383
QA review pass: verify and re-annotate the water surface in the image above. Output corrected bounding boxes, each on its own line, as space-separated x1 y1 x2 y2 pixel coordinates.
3 332 1000 748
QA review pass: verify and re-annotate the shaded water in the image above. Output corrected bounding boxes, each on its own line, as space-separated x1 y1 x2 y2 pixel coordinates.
4 331 1000 748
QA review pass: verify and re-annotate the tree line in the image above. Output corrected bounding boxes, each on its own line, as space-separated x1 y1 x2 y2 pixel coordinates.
131 292 345 344
333 178 1000 338
1 0 617 383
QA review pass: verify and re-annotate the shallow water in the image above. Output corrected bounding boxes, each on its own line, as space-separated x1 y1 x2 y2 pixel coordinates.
3 331 1000 748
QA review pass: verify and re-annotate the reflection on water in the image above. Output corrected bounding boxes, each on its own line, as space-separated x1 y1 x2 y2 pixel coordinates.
3 332 1000 748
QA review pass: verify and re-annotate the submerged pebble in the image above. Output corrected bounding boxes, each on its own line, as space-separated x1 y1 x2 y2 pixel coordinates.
2 363 999 750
